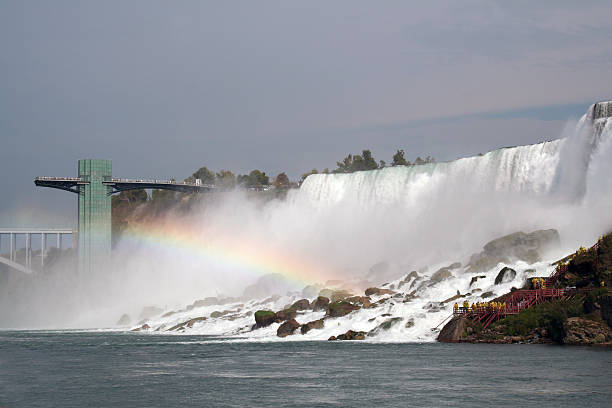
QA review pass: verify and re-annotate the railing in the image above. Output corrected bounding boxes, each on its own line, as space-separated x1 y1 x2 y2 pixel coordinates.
35 176 85 182
105 178 215 188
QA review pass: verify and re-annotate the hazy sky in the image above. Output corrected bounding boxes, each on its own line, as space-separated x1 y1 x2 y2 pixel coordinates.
1 1 612 227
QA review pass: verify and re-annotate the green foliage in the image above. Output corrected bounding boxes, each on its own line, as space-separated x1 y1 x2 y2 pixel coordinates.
185 166 215 185
497 298 584 342
334 150 379 173
392 149 409 166
254 310 275 319
300 169 318 183
238 170 270 188
215 169 236 189
273 172 290 188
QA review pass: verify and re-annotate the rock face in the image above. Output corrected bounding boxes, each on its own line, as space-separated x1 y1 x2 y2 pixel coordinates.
254 310 276 328
365 287 395 296
116 314 131 326
329 330 367 341
470 275 487 286
311 296 330 311
368 317 402 337
330 290 354 302
290 299 311 311
467 229 560 273
326 301 360 317
131 323 151 332
275 308 297 322
437 316 467 342
167 317 206 331
563 317 612 345
346 296 373 308
301 318 325 334
430 268 453 283
277 319 300 337
495 267 517 285
600 294 612 327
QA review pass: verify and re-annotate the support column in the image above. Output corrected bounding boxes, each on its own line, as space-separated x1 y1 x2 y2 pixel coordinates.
10 233 14 261
41 233 46 268
57 233 61 249
25 233 31 270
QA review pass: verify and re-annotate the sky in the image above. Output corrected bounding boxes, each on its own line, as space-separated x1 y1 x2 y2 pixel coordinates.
1 0 612 228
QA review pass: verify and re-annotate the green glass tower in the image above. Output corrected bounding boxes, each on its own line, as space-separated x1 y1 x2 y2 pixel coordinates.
78 159 112 275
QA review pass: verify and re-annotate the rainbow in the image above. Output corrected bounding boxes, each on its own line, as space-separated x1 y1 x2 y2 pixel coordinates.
117 218 335 287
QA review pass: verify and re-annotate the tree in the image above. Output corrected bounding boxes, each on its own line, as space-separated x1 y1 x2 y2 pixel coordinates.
379 160 386 168
238 170 269 188
392 149 408 166
300 169 318 183
216 169 236 189
335 154 353 173
334 150 379 173
186 165 215 185
273 172 290 188
360 150 378 171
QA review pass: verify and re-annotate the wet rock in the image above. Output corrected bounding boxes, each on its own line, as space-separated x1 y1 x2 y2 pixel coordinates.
290 299 311 311
331 290 354 302
254 310 276 328
131 323 151 332
471 288 482 293
495 267 517 285
301 318 325 334
167 317 207 331
334 330 367 341
365 287 395 296
405 318 415 328
301 284 323 298
368 317 403 336
430 268 453 283
423 302 443 313
162 310 178 318
116 314 131 326
326 301 360 317
447 262 462 270
470 275 487 286
311 296 330 311
210 310 231 318
318 288 334 299
467 229 560 273
192 297 220 308
346 296 373 308
441 293 463 304
398 271 419 289
438 316 467 342
563 317 612 345
480 291 495 298
277 319 300 337
139 306 163 320
275 308 297 322
328 336 337 341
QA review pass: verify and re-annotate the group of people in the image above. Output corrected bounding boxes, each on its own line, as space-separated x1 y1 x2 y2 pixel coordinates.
454 300 507 313
531 277 547 289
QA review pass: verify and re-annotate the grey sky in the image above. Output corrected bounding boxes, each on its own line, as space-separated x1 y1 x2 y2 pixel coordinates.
1 1 611 227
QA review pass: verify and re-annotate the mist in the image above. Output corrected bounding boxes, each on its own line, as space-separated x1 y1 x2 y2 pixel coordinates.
1 104 612 329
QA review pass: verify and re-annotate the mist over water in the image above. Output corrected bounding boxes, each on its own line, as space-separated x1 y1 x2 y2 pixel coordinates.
1 103 612 332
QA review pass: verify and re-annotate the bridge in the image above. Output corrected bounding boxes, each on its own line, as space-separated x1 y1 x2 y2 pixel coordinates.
35 159 214 275
0 229 74 274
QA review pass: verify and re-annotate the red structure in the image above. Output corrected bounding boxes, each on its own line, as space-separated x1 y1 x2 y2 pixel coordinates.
453 240 600 330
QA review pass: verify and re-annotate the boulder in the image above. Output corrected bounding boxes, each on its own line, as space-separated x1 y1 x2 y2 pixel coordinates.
331 290 354 302
430 268 453 283
365 287 395 296
467 230 560 273
301 318 325 334
210 310 231 318
301 284 323 298
563 317 612 345
345 296 373 308
311 296 330 311
495 267 517 285
290 299 311 311
480 291 495 298
131 323 150 332
326 301 360 317
318 288 334 299
254 310 276 328
469 275 487 286
277 319 300 337
335 330 367 340
275 308 297 322
192 297 220 308
447 262 462 270
437 316 467 342
441 293 462 304
116 314 131 326
368 317 403 337
167 317 206 331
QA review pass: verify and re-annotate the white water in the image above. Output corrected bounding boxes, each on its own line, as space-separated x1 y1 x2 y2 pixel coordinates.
117 102 612 342
3 103 612 339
